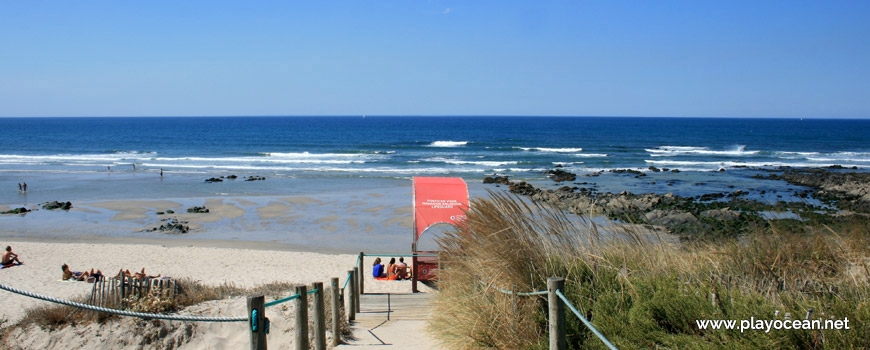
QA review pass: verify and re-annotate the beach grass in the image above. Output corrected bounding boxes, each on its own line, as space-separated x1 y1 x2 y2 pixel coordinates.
430 192 870 349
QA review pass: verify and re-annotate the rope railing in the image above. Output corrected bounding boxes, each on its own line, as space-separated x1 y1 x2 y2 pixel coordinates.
0 283 246 322
480 280 548 296
555 289 618 350
264 288 318 308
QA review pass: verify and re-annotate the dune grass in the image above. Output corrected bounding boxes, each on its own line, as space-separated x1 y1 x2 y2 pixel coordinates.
430 192 870 349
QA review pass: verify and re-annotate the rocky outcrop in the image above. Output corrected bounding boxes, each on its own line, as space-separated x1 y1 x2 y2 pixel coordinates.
204 177 223 183
645 210 698 227
186 206 209 213
148 218 190 234
41 201 72 210
1 207 30 215
700 208 741 221
483 176 511 185
245 176 266 181
767 170 870 213
546 169 576 182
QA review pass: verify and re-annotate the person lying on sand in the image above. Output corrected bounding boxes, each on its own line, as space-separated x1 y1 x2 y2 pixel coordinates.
2 246 22 266
115 268 161 279
62 264 103 282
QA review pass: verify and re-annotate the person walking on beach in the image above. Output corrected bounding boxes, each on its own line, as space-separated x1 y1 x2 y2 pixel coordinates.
160 168 163 177
2 246 22 266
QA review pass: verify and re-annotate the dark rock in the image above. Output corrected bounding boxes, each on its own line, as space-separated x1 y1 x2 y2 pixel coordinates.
508 181 539 196
186 206 210 213
204 177 223 183
41 201 72 210
483 176 511 185
226 175 238 179
245 176 266 181
648 166 661 172
1 207 30 215
727 190 747 198
671 169 680 173
546 169 576 182
698 193 726 201
150 218 189 234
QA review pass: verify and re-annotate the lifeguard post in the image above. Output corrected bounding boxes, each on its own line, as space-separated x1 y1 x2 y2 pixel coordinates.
411 177 469 293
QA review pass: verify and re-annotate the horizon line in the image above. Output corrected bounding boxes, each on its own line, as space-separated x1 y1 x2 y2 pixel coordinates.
1 114 867 120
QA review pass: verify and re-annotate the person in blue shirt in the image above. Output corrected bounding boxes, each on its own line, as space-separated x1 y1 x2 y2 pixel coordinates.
372 257 385 278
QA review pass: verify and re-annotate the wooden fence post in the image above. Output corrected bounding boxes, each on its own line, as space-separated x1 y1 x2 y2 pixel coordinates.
295 285 309 350
347 270 356 321
353 267 360 313
548 277 566 350
313 282 326 350
247 295 266 350
331 277 342 346
359 252 365 295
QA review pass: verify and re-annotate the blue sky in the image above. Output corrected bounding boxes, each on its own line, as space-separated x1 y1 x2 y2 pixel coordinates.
1 1 868 118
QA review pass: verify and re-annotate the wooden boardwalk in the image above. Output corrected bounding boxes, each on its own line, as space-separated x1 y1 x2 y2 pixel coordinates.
335 293 443 349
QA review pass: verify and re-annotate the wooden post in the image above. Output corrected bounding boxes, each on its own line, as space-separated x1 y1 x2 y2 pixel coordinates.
548 277 566 350
411 243 418 293
358 252 365 295
247 295 267 350
330 277 341 346
295 285 309 350
312 282 327 350
353 267 360 313
347 270 356 321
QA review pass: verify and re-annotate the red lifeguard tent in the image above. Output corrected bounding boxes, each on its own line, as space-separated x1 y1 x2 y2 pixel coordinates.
412 177 469 292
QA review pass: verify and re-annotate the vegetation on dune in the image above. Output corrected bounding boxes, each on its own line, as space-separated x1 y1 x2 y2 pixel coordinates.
430 192 870 349
1 279 350 345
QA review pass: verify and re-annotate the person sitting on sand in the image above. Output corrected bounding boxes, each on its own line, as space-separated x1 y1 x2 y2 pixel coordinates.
62 264 103 282
386 257 397 279
2 246 22 266
372 258 385 278
395 257 409 279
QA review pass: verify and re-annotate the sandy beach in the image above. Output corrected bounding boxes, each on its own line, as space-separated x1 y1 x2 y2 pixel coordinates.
0 239 433 349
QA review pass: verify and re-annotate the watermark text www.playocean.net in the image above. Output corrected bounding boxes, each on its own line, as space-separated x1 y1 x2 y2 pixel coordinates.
696 317 851 333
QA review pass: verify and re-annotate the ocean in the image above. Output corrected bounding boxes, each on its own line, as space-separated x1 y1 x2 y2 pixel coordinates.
0 116 868 177
1 116 867 251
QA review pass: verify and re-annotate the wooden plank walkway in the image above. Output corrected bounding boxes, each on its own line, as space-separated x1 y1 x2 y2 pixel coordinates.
335 293 443 349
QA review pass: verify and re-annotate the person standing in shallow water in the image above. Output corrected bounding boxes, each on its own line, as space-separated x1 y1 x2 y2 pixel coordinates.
18 183 21 192
22 182 27 192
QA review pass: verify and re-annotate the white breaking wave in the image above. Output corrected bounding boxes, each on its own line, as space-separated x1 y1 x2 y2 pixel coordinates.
573 153 608 158
0 151 157 163
776 151 820 156
428 141 469 147
645 159 867 169
421 157 517 167
518 147 583 153
261 152 368 158
646 145 759 156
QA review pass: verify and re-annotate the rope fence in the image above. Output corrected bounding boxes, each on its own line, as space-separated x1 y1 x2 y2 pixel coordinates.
0 283 246 322
555 289 618 350
264 288 319 308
